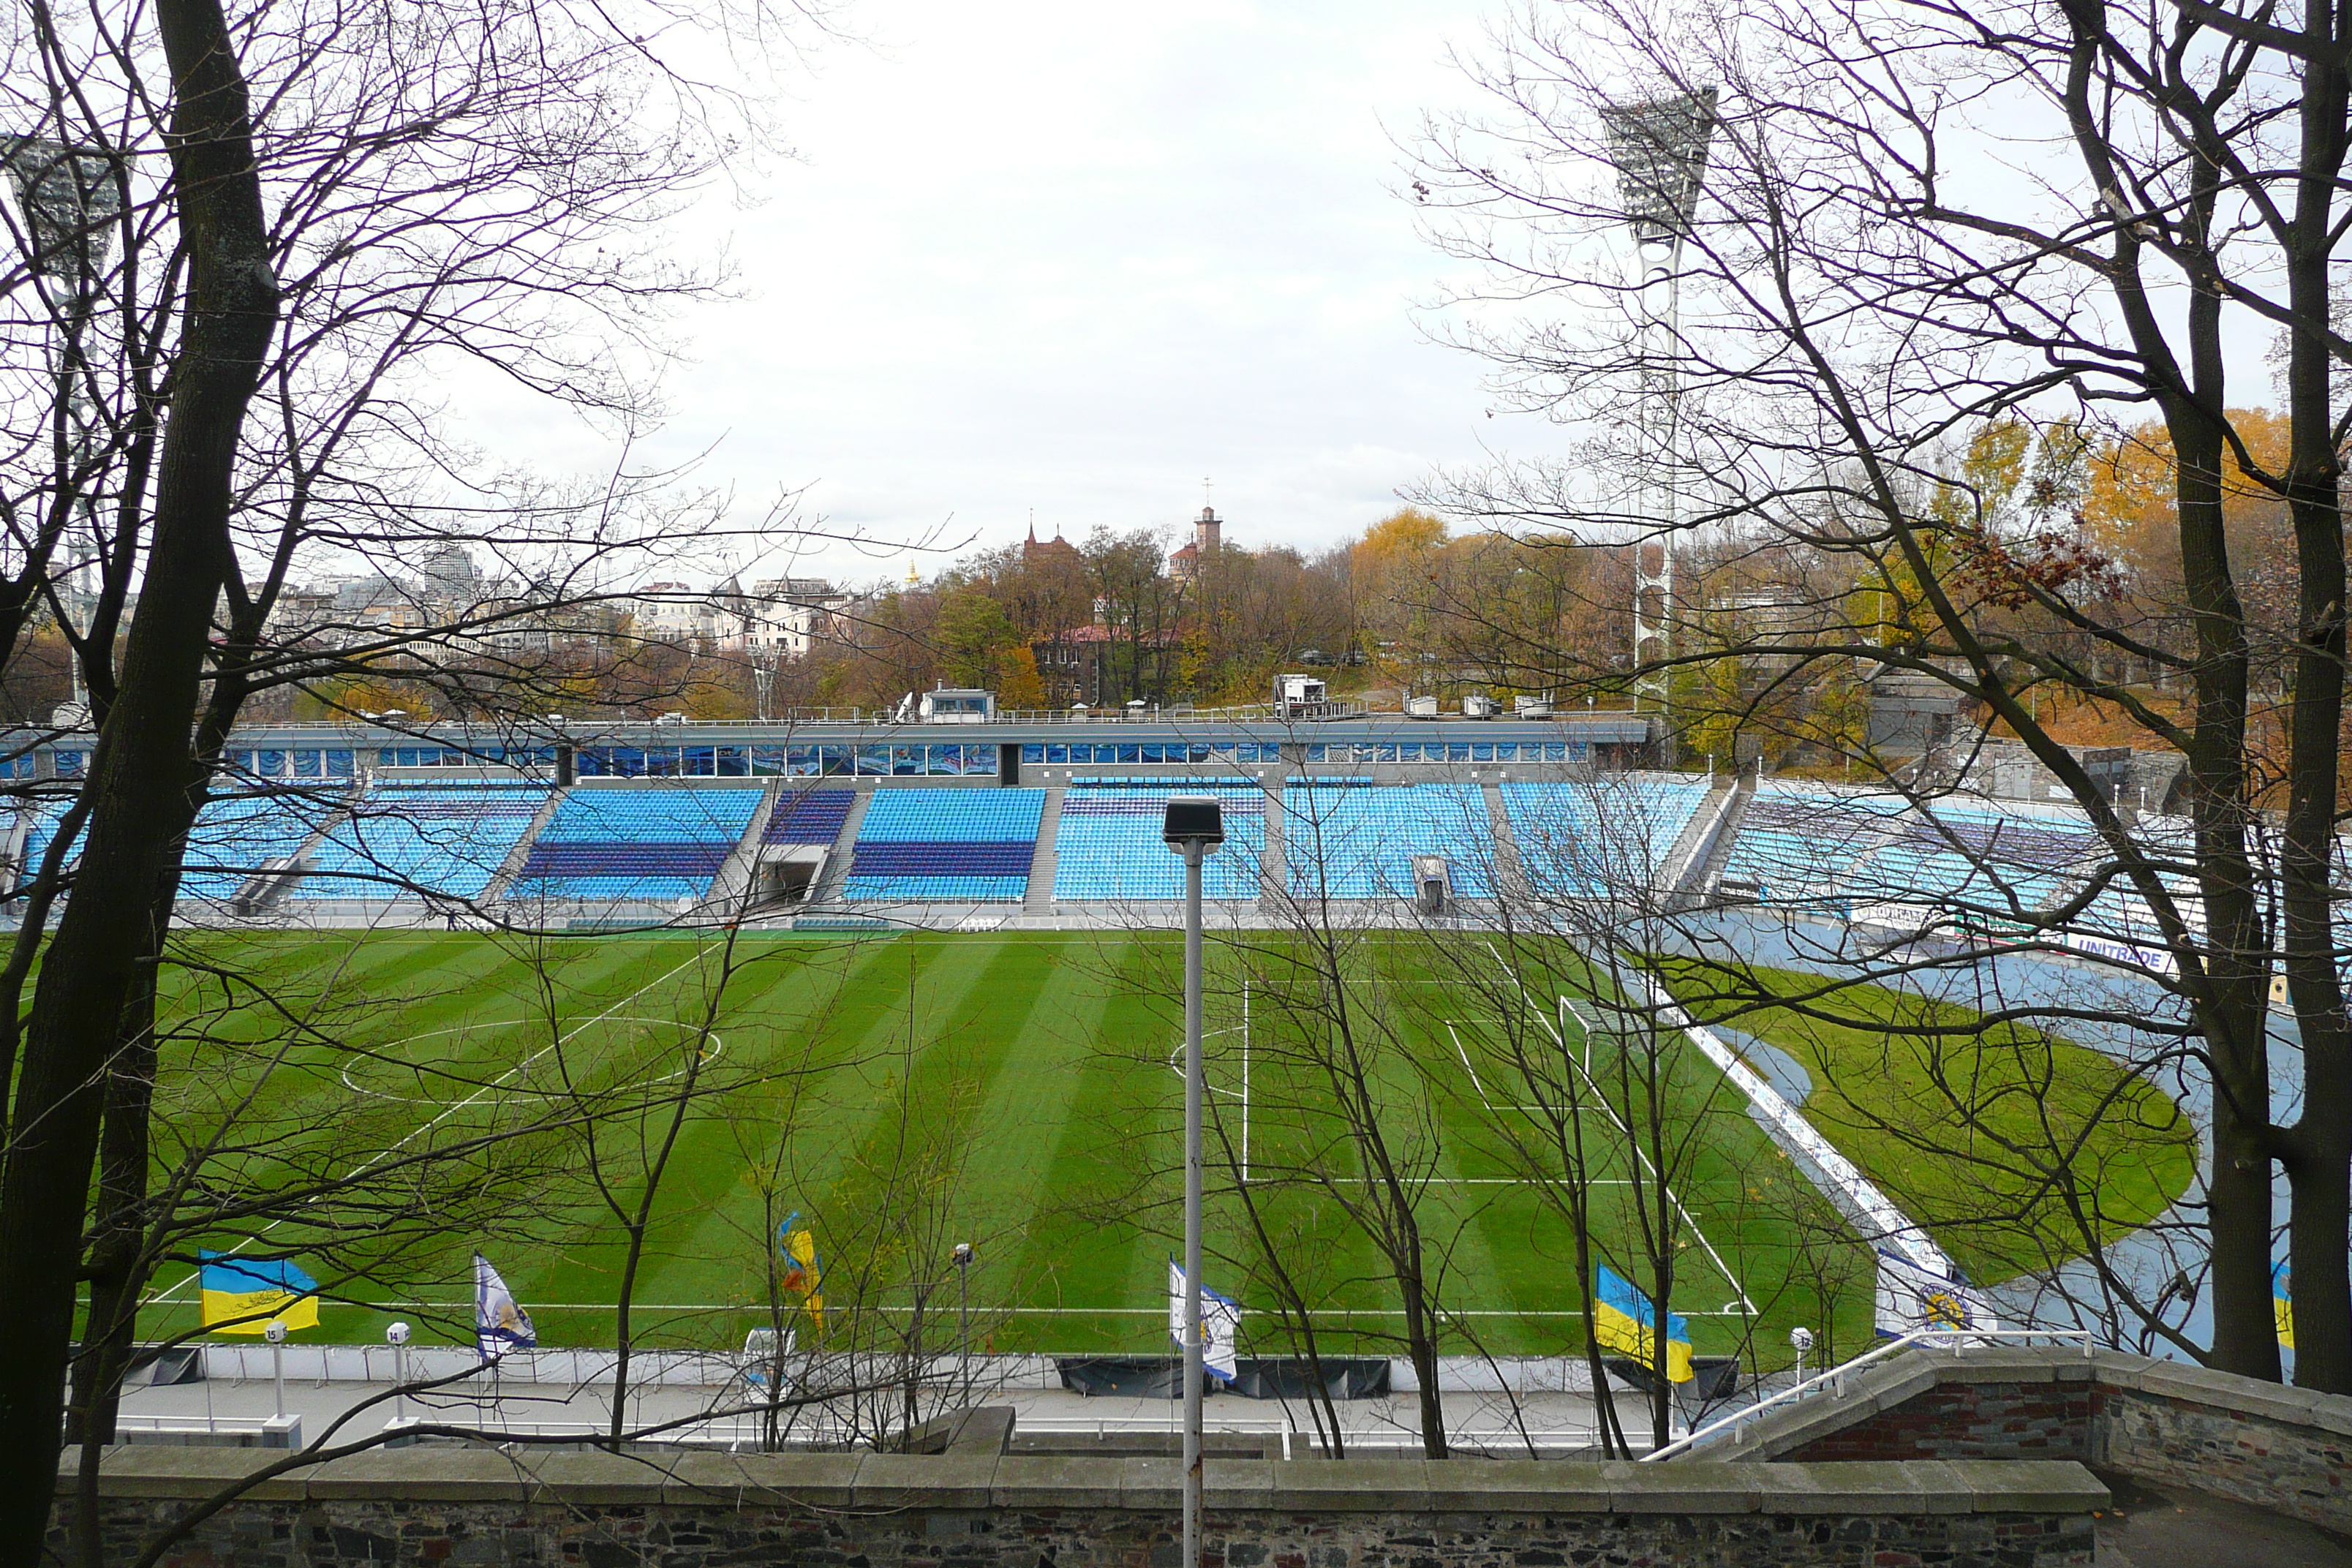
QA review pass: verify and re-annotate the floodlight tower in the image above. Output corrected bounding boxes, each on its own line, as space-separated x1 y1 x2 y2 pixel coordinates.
3 137 122 717
1601 90 1715 735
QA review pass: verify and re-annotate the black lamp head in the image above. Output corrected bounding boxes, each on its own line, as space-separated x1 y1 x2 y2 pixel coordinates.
1161 796 1225 848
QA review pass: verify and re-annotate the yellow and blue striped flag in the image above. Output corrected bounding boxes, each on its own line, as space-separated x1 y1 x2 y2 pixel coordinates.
779 1213 824 1333
2275 1261 2295 1349
198 1251 319 1335
1593 1264 1693 1383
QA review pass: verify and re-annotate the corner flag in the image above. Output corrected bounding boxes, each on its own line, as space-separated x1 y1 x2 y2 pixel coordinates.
475 1251 538 1360
1167 1259 1240 1382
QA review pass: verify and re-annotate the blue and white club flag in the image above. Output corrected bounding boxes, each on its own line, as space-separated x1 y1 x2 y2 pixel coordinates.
474 1251 538 1361
1874 1251 1997 1338
1166 1260 1240 1382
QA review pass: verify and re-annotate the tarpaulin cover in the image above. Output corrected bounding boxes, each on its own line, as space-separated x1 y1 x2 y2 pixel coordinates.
1227 1357 1390 1401
1055 1357 1199 1398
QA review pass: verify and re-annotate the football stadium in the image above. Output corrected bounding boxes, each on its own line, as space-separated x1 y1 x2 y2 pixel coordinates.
9 706 2198 1374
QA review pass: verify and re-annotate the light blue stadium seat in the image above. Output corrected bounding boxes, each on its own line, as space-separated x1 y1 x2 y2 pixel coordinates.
181 788 344 901
295 783 551 900
1284 783 1494 900
842 788 1047 902
508 786 763 902
1501 777 1708 897
1052 785 1267 901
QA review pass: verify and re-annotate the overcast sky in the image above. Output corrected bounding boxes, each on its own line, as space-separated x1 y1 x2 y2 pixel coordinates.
497 1 1514 588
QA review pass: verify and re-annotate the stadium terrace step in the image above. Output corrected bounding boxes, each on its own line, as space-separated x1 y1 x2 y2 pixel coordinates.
1482 781 1520 890
1664 768 1748 910
1024 788 1063 913
804 787 875 906
1257 775 1284 906
485 787 572 902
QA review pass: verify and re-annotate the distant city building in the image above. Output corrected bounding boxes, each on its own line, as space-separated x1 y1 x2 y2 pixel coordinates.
1169 505 1223 581
624 576 849 655
1022 521 1082 566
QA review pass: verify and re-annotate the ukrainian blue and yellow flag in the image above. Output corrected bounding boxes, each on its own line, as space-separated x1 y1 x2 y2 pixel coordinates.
1593 1264 1693 1382
198 1251 319 1335
2274 1261 2295 1349
779 1213 824 1333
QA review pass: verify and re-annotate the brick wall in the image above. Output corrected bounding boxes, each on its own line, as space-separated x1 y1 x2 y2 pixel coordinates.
1787 1381 2097 1462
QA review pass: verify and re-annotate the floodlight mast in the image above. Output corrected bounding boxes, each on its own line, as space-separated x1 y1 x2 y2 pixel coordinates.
2 137 123 704
1601 90 1715 742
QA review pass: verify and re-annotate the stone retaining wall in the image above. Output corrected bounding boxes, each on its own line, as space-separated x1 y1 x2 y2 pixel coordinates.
56 1445 2103 1568
1703 1346 2352 1531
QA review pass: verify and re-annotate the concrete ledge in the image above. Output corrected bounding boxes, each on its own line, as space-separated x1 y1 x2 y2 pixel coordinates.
1941 1459 2111 1514
851 1451 999 1508
62 1444 2094 1519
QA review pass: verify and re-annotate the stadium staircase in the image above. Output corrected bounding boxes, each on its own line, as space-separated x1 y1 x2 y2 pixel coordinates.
483 787 570 903
706 780 784 907
1256 775 1285 909
1668 765 1756 909
1022 788 1064 914
804 786 874 907
230 785 361 916
1481 781 1522 892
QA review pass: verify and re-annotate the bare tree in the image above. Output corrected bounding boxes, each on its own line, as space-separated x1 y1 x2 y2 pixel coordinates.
1411 0 2351 1387
0 0 862 1544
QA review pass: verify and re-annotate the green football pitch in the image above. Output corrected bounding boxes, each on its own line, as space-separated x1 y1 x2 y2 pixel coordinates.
132 928 2191 1364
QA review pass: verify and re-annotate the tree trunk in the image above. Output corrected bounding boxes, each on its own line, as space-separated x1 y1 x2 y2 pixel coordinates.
2277 0 2352 1390
2171 396 2278 1382
0 0 276 1544
69 924 170 1568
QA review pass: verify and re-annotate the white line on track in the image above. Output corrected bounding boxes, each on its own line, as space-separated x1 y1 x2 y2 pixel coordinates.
149 944 719 1305
1448 974 1757 1316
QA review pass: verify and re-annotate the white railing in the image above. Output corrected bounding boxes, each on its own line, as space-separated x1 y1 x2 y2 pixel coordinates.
1637 1327 2096 1463
1014 1412 1599 1460
382 1414 780 1450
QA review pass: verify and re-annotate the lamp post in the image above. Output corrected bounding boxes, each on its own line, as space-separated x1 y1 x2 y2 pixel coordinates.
388 1321 412 1422
951 1241 975 1403
1601 90 1715 739
1162 795 1225 1568
264 1319 288 1420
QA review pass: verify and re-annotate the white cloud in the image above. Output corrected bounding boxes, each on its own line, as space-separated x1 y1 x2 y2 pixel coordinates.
465 0 1509 584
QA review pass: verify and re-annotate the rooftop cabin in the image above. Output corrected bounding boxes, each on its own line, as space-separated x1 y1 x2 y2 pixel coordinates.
918 687 994 724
